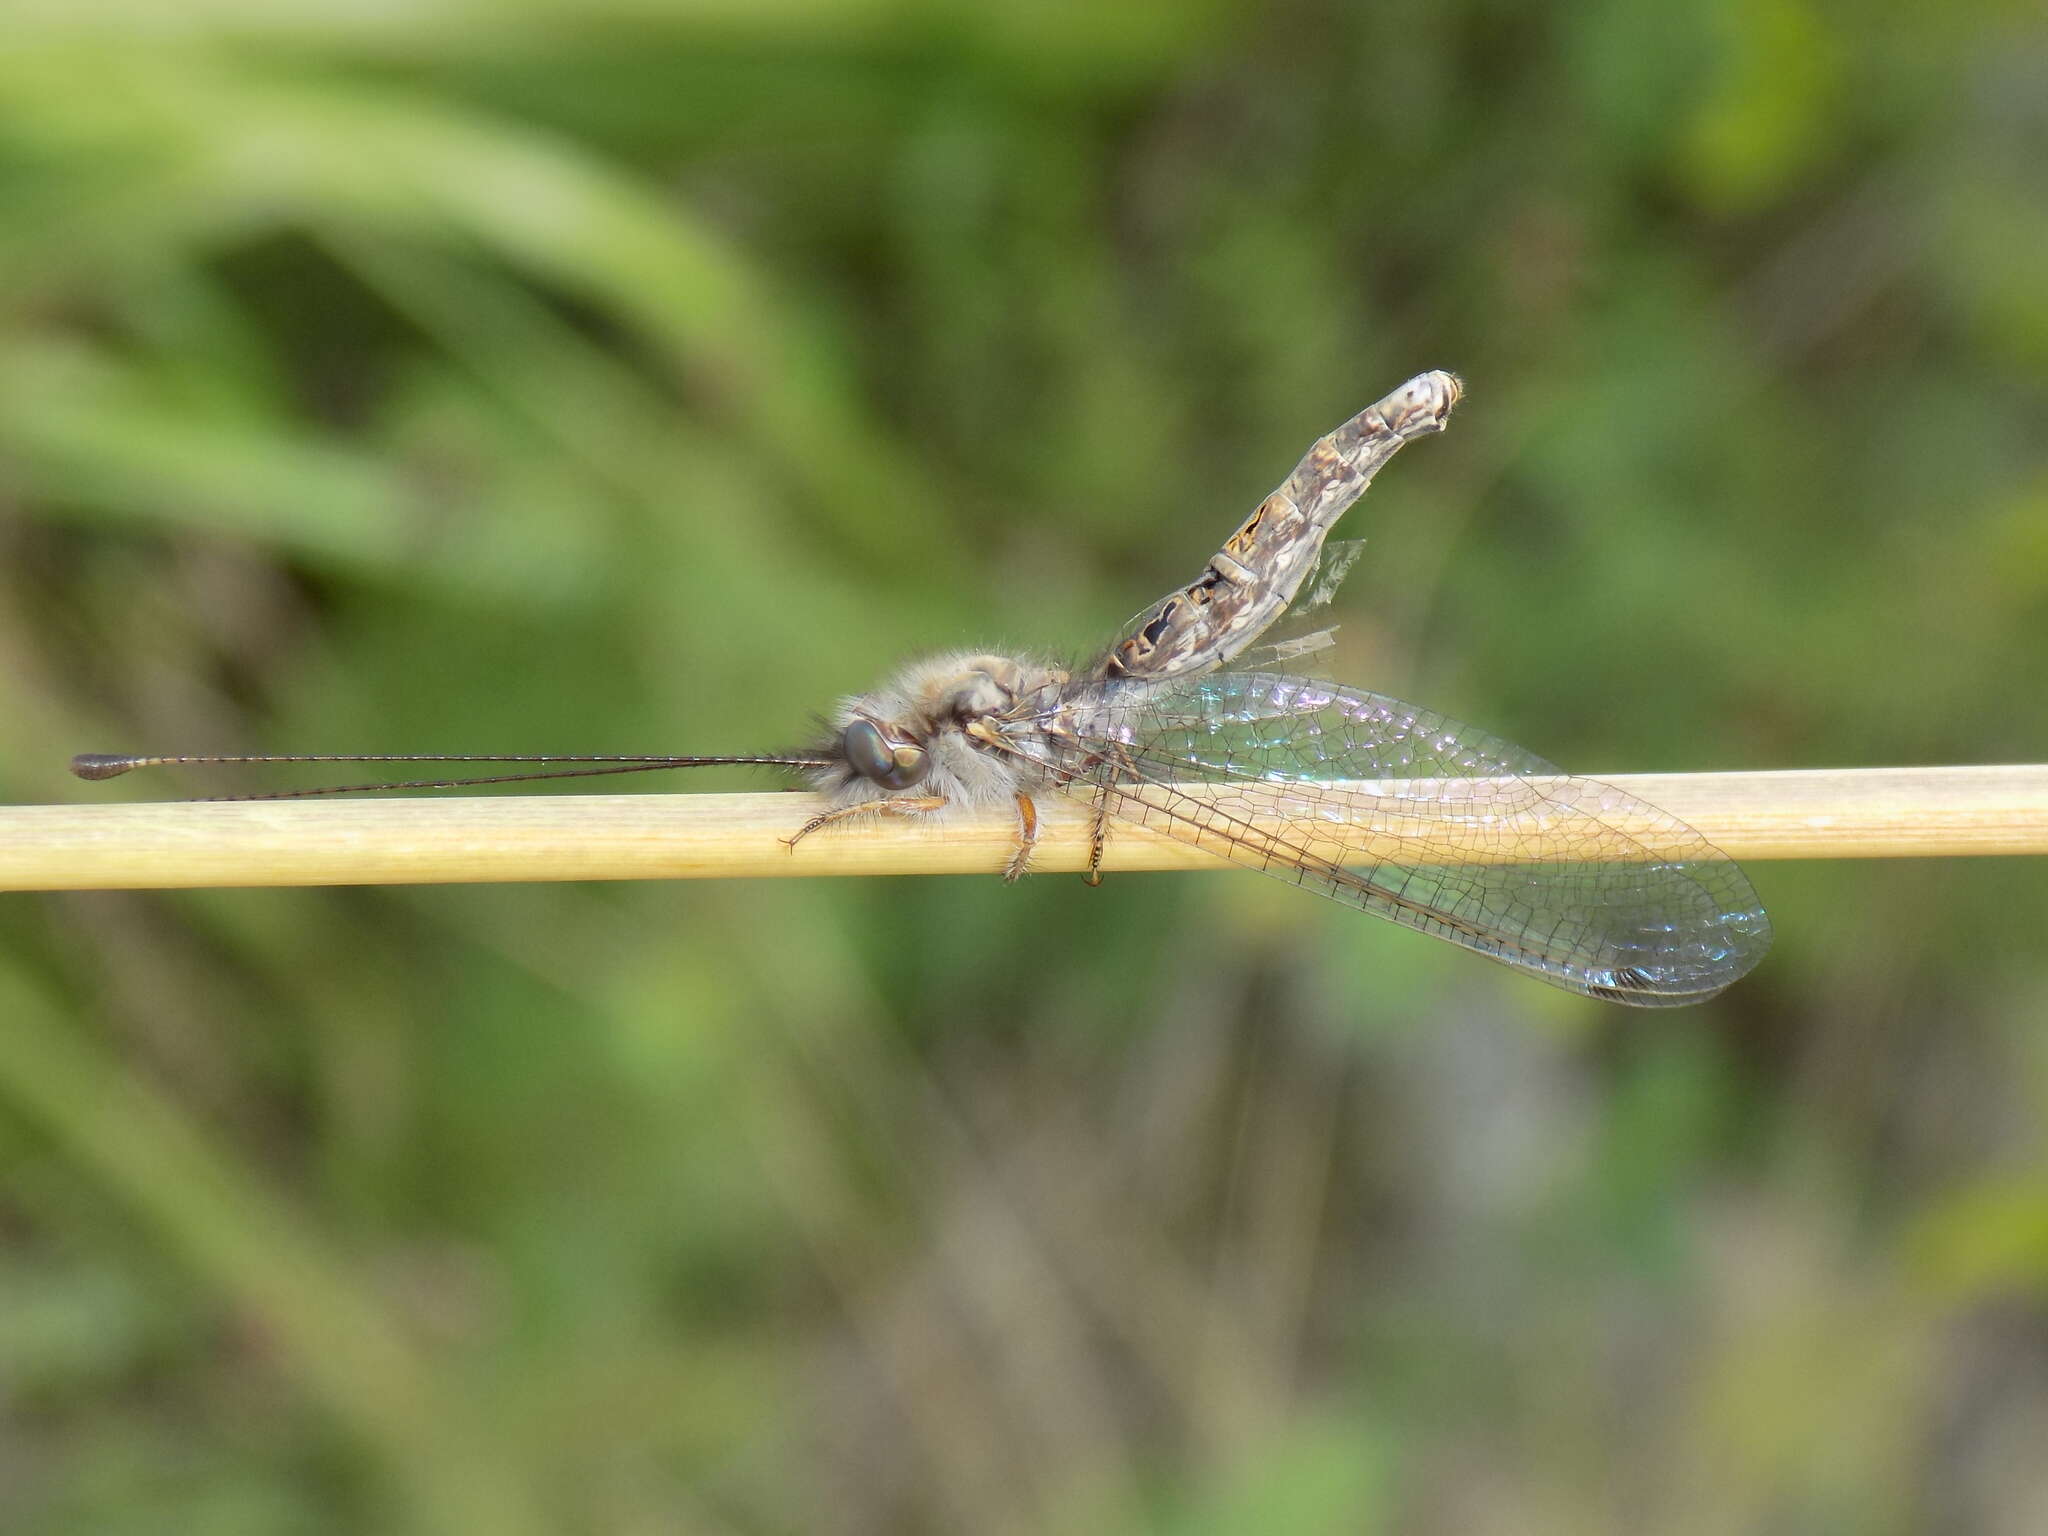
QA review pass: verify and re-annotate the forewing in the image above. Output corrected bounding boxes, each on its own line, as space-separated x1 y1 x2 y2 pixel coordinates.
1050 673 1771 1006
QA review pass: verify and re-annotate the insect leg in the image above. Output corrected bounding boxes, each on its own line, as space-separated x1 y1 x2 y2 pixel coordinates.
1084 798 1109 887
1075 745 1134 888
783 795 948 850
1003 791 1040 883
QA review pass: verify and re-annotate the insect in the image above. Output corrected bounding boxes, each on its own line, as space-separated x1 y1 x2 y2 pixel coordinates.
76 371 1771 1005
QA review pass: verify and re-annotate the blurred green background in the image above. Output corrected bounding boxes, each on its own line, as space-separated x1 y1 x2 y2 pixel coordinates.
4 1 2047 1531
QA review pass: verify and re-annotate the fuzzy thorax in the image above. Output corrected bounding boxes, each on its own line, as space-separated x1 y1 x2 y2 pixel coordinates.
808 650 1067 811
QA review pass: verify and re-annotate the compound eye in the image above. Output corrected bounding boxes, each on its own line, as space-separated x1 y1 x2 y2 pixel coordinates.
843 718 930 790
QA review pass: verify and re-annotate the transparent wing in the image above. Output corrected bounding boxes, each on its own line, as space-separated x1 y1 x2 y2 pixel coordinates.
1234 625 1341 671
1043 672 1771 1006
1292 536 1368 616
1230 539 1364 672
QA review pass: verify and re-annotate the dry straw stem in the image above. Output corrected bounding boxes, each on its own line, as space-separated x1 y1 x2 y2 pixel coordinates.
4 765 2045 893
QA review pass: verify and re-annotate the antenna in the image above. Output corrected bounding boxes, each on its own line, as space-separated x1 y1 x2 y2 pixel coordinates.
69 752 833 801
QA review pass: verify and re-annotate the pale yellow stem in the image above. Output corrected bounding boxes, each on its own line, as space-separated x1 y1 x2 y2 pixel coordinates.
7 766 2045 892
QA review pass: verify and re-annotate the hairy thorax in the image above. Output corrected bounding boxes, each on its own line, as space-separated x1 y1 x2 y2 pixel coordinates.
808 651 1072 811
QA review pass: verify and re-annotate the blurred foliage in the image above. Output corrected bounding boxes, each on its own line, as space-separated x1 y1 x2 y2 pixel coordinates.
2 0 2047 1531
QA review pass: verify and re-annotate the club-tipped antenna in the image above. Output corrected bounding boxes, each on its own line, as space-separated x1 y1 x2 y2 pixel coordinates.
69 752 833 801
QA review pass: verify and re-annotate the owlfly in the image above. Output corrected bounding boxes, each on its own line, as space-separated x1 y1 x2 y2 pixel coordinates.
75 372 1771 1005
